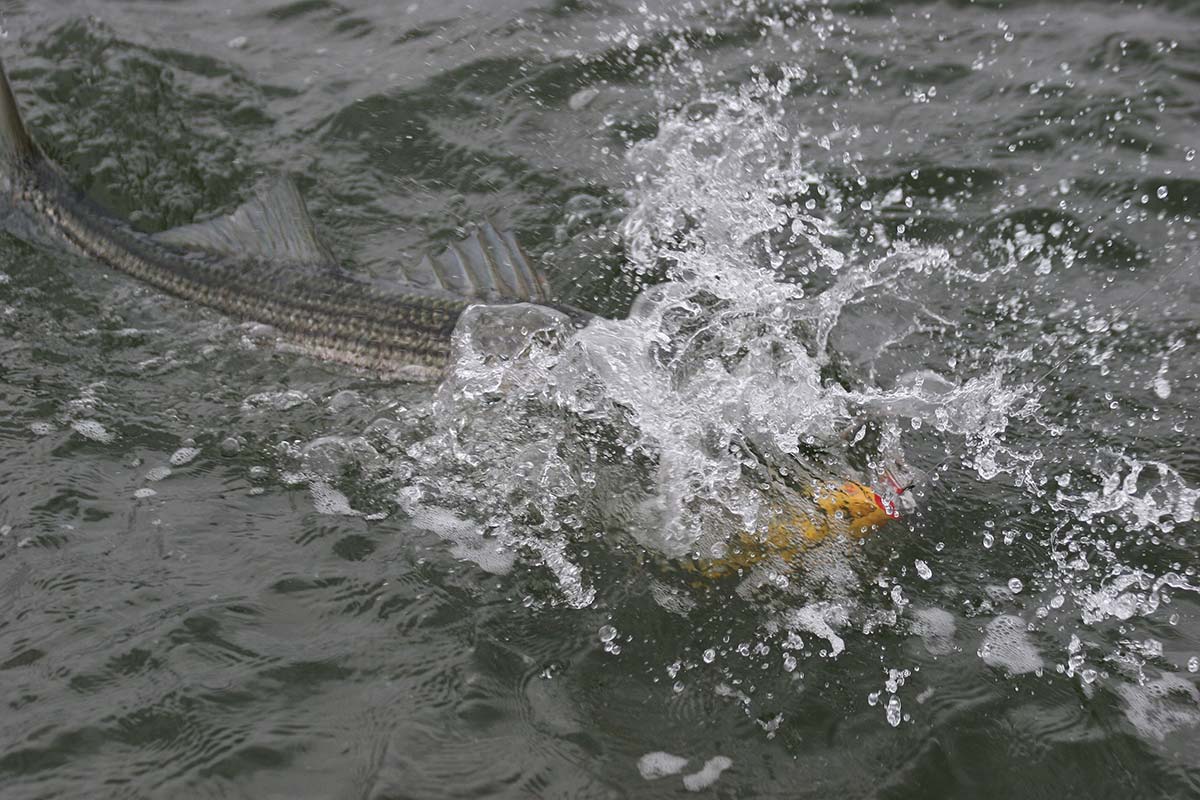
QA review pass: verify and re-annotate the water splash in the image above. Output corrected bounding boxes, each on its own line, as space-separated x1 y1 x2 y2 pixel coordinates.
271 28 1199 738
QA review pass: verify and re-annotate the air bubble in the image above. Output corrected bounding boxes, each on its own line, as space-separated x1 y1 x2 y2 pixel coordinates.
1008 578 1024 594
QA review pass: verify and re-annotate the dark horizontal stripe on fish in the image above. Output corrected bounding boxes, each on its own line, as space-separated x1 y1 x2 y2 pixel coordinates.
28 182 464 367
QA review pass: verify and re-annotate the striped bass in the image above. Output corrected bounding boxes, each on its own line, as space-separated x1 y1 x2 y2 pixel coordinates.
0 54 587 380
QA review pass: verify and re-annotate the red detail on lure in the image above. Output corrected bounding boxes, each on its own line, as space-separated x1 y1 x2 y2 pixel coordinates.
874 468 906 519
882 468 906 495
873 492 900 519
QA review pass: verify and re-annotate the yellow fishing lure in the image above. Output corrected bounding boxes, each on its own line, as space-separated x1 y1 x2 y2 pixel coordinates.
692 480 900 579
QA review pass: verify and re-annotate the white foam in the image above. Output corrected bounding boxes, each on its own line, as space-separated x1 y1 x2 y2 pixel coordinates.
1116 674 1200 741
980 614 1043 676
144 466 171 482
169 447 200 466
409 506 515 575
309 480 359 517
650 578 696 617
682 756 733 792
241 390 310 412
912 607 957 655
781 602 847 657
637 751 689 780
71 420 113 443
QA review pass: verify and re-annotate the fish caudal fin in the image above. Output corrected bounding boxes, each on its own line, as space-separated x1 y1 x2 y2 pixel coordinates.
0 56 40 167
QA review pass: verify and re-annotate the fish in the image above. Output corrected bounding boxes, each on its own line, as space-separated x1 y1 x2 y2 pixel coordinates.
0 54 587 381
0 50 904 563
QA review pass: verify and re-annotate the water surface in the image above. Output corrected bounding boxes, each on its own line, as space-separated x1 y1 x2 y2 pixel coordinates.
1 1 1198 797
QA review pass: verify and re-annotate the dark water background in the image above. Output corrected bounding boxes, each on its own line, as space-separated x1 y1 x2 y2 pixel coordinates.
1 1 1199 797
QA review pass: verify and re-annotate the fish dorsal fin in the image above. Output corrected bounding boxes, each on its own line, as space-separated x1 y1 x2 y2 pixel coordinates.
155 176 334 266
0 56 39 165
398 221 551 303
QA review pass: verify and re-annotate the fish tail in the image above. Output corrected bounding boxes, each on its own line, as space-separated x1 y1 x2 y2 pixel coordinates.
0 55 39 170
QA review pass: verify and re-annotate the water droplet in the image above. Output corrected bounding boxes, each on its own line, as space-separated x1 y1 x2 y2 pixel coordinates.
1008 578 1024 594
598 625 617 643
1188 657 1199 673
703 648 716 664
983 533 995 548
783 653 797 672
886 695 902 727
1157 185 1169 200
1187 148 1196 162
915 560 932 580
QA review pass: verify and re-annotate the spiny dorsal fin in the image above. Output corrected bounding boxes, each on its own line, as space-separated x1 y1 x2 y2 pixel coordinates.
0 56 39 165
399 221 551 303
155 176 334 266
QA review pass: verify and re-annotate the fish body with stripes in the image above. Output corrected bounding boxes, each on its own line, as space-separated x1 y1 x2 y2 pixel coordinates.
0 57 588 381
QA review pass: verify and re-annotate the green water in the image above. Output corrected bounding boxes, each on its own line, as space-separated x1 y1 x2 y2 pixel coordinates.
1 1 1198 798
